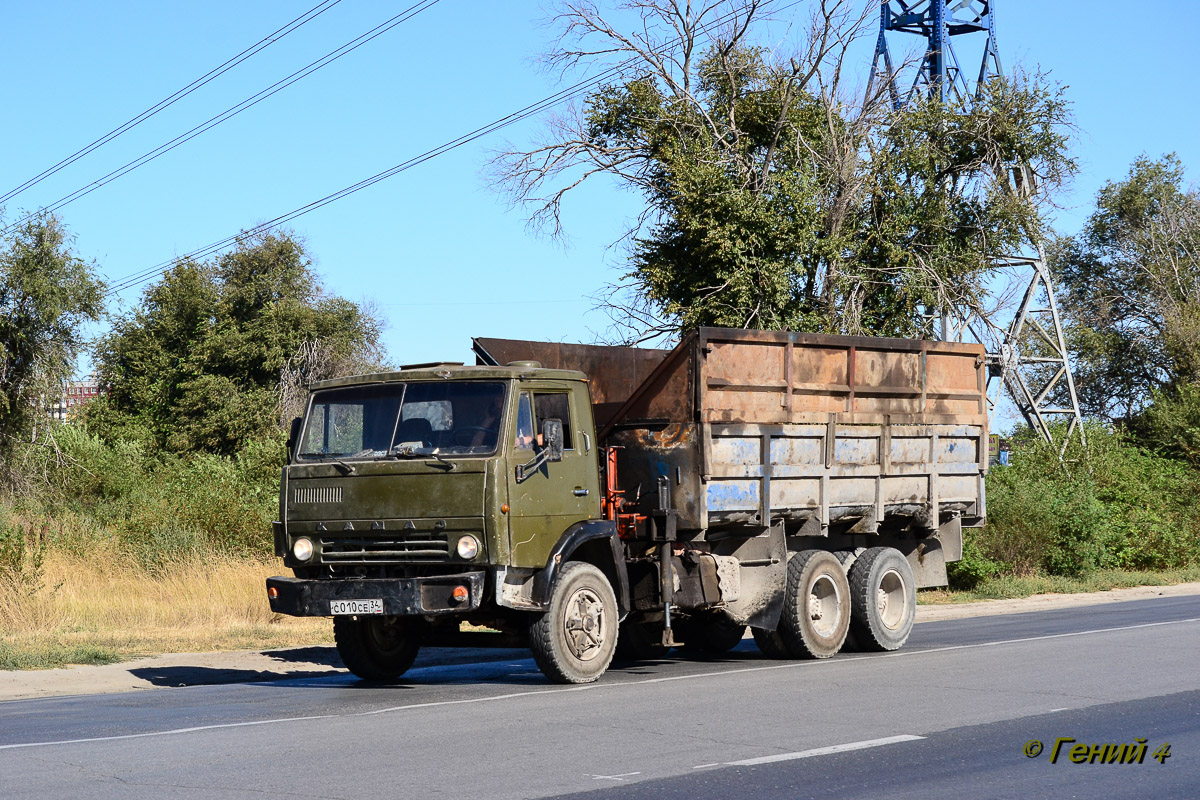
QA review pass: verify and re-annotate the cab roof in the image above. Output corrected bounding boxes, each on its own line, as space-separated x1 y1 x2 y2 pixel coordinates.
308 363 587 391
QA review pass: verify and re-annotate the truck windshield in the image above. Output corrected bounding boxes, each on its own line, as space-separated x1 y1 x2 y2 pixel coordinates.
298 381 506 460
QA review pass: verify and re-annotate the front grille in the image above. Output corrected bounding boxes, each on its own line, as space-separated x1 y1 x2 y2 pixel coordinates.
294 486 342 504
318 533 450 563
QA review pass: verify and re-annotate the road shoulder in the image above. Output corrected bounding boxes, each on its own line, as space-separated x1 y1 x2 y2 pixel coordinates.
3 581 1198 703
914 581 1200 622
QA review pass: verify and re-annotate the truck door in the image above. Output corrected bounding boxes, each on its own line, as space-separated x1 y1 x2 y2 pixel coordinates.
506 388 599 567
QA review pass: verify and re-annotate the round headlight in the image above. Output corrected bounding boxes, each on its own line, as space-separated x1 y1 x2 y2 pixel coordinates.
292 537 314 562
456 535 480 560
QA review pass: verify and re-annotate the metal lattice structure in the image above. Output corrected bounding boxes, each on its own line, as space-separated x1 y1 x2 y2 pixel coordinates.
869 1 1084 451
869 0 1002 110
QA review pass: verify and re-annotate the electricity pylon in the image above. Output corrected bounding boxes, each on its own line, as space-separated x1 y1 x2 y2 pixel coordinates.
869 0 1085 451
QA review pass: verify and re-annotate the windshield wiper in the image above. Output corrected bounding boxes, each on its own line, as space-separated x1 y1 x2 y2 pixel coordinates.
389 445 456 470
426 450 456 470
326 457 356 475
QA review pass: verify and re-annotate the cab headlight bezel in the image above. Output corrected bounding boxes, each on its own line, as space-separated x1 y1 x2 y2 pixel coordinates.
456 535 480 560
291 537 315 562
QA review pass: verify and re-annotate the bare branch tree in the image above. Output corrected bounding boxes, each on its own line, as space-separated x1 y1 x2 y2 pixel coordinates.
493 1 1073 344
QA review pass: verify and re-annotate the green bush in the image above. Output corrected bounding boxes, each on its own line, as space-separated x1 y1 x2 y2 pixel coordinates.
946 527 1005 589
980 422 1200 580
9 422 284 567
1135 382 1200 468
0 511 46 591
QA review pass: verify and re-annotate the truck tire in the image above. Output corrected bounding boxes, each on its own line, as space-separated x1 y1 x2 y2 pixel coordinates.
848 547 915 651
832 550 862 652
679 612 747 653
528 561 618 683
615 616 669 661
751 626 791 658
333 615 421 682
776 549 851 659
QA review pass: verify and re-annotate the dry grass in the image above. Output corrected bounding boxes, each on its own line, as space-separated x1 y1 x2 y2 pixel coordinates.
0 551 330 669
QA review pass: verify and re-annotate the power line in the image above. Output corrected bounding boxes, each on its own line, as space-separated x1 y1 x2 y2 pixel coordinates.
0 0 345 207
3 0 442 237
103 60 627 297
105 0 798 298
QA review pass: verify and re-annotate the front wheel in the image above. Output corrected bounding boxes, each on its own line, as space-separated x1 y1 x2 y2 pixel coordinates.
334 615 421 682
529 562 618 683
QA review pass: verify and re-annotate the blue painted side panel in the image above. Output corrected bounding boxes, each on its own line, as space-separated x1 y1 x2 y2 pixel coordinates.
706 480 760 512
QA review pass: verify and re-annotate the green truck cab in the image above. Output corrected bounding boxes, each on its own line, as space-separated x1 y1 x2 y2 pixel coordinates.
269 329 988 685
267 362 626 684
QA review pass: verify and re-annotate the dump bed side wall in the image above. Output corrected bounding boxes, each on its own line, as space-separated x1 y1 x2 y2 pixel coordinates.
473 337 671 430
606 328 988 534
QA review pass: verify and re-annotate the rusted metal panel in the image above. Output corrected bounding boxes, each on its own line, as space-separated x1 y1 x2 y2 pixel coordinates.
599 327 987 538
472 337 671 430
599 342 694 434
606 423 704 530
691 328 987 427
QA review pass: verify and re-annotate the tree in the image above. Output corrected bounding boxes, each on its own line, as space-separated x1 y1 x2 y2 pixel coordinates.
0 214 103 450
1052 154 1200 420
493 0 1074 342
89 231 387 454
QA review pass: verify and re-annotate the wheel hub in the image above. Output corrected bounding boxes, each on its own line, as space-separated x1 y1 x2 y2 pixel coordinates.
807 575 843 637
876 568 907 630
563 587 607 661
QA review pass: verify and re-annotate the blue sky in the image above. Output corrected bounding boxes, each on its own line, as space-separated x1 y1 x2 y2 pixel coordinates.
1 0 1196 375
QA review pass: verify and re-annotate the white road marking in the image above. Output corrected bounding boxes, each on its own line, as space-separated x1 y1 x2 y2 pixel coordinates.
1047 707 1069 713
692 763 720 769
0 714 338 751
588 772 641 781
725 734 926 766
2 615 1196 752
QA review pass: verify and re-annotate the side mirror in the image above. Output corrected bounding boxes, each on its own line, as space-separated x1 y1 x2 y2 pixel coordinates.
516 418 565 482
287 416 303 461
542 418 564 462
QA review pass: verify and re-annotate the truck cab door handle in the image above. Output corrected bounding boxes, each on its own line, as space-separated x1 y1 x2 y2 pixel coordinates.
573 488 589 497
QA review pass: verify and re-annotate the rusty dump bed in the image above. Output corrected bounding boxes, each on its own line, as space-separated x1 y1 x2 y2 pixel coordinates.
476 328 988 537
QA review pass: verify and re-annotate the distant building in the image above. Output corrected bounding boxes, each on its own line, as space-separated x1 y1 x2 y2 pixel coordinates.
987 433 1011 467
49 380 104 422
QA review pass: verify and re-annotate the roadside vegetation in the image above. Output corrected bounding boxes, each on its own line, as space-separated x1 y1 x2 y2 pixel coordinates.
1 2 1198 669
947 422 1200 592
939 155 1200 592
1 227 376 668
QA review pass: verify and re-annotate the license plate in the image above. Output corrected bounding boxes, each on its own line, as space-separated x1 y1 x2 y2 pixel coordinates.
330 599 383 615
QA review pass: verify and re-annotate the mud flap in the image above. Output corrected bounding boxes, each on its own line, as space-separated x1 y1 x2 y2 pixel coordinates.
897 537 949 589
716 523 786 629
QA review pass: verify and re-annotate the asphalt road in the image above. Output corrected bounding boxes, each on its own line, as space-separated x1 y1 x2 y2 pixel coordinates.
1 596 1197 800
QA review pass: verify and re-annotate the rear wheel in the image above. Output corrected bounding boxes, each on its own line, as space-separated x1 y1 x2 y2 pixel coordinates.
752 625 791 659
756 550 850 659
848 547 915 651
529 562 618 683
334 615 421 682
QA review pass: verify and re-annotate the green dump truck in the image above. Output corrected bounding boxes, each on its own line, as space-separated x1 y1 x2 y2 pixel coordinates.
267 327 988 683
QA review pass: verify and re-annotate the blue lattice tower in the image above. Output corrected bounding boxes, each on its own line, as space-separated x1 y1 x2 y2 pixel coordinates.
869 1 1002 110
870 1 1084 451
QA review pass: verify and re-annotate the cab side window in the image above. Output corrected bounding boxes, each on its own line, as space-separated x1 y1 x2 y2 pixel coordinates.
514 393 535 450
533 392 573 450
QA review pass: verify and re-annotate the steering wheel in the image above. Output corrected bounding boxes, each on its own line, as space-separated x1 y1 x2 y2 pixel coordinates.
453 426 495 446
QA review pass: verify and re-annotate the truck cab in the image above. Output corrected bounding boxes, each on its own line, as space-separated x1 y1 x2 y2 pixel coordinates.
268 362 622 683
